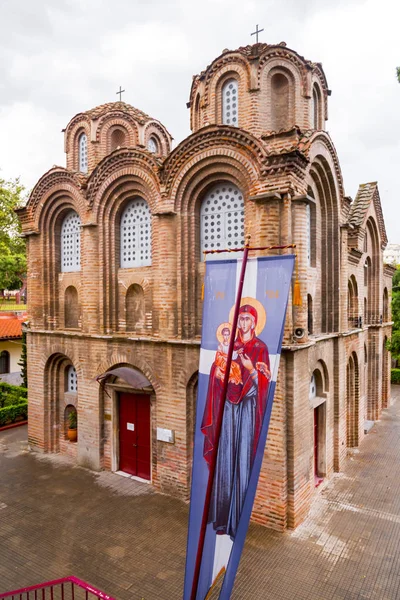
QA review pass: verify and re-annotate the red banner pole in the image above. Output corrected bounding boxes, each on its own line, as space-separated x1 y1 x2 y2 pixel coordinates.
190 243 250 600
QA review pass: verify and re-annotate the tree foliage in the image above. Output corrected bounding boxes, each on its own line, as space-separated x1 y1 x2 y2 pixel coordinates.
0 177 27 291
389 267 400 361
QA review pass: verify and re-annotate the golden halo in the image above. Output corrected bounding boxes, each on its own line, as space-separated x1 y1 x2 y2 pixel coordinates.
216 322 233 344
229 296 267 337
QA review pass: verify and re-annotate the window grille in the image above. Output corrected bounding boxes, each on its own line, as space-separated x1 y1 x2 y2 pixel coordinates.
200 184 244 259
0 351 10 374
222 79 238 126
61 211 81 272
78 133 88 173
67 366 77 392
147 136 158 153
120 198 152 268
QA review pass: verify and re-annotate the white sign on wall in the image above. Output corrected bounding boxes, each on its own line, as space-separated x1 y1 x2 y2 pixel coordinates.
127 423 135 431
157 427 175 444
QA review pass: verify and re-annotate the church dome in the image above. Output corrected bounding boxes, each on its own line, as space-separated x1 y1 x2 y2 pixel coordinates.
64 101 172 174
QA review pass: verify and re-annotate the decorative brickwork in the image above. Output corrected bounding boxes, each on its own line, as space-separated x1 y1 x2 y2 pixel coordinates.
20 41 392 532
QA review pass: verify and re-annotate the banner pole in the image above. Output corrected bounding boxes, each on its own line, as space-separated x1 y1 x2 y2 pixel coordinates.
190 242 250 600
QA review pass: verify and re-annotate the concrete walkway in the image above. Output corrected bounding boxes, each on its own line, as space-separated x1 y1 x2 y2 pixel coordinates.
1 389 400 599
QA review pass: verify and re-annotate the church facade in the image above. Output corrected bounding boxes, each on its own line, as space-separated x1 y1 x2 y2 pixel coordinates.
18 42 393 530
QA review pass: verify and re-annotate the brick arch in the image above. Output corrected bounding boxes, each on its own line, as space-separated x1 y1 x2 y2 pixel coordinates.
36 197 83 330
95 353 160 394
42 351 81 452
64 116 91 162
172 154 258 339
143 120 171 156
24 169 87 231
96 114 139 147
93 172 159 333
88 155 162 216
346 351 359 448
366 216 381 324
171 146 261 213
262 62 299 131
257 46 308 93
307 149 341 333
211 67 247 127
202 54 252 110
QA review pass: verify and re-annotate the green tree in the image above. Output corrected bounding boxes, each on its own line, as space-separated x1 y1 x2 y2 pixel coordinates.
389 267 400 362
0 177 27 292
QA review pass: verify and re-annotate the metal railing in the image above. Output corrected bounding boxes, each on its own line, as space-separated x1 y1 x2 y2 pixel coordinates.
0 577 115 600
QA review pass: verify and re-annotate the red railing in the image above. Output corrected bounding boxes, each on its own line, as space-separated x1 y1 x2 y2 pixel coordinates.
0 577 115 600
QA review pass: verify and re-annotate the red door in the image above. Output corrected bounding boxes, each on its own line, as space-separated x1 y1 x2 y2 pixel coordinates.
119 393 151 480
314 407 318 477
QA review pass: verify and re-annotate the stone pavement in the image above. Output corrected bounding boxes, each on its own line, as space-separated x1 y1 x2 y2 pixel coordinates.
2 389 400 599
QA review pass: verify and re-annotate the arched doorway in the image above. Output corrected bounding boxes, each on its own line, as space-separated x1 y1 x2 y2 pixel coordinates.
346 352 359 448
98 365 154 480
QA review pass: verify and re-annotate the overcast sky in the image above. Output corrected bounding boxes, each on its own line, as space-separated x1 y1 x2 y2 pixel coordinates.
0 0 399 241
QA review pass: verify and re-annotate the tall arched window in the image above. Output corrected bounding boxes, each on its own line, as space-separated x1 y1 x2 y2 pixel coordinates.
61 211 81 272
307 294 313 335
312 84 322 130
66 365 77 392
110 128 126 151
78 133 88 173
147 136 159 153
120 198 152 268
271 73 290 131
0 351 10 374
200 183 244 258
222 79 239 126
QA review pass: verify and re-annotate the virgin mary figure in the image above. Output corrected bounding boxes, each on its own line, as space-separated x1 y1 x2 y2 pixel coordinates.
201 303 271 540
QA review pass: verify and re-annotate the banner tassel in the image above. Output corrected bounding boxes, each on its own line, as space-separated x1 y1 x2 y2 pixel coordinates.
293 255 302 306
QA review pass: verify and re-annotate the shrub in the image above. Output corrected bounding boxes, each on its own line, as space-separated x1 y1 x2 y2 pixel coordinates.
391 369 400 384
0 401 28 427
0 383 27 408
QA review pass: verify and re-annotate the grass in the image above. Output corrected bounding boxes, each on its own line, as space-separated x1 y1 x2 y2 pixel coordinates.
0 302 27 311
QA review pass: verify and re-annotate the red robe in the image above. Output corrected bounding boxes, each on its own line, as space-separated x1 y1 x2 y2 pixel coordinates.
201 333 270 467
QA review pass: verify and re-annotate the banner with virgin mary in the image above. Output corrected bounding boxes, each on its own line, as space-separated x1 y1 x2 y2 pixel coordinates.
184 255 295 600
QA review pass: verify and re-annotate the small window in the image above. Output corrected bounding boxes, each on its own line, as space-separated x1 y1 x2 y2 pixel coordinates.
147 136 159 153
61 210 81 272
222 79 239 126
306 204 311 266
120 198 152 268
110 128 126 151
78 133 88 174
200 183 244 258
0 351 10 374
67 366 77 393
309 374 316 399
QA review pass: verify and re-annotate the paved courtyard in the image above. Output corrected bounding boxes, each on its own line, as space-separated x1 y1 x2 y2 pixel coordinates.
1 389 400 599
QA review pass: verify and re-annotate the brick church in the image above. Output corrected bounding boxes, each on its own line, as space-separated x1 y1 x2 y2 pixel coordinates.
18 41 393 530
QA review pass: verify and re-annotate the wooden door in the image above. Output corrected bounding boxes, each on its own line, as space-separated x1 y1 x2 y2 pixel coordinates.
119 393 151 480
314 407 318 477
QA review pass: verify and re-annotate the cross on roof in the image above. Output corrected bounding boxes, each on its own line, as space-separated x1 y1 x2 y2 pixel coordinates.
251 24 264 44
116 85 125 101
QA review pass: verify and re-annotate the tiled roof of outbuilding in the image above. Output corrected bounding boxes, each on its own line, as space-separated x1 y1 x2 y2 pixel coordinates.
0 313 26 339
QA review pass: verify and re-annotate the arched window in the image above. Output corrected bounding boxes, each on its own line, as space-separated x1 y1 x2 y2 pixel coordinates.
271 73 290 131
61 211 81 272
78 133 88 174
0 351 10 374
147 136 159 153
383 287 389 322
306 204 311 266
65 286 79 328
120 198 152 268
200 183 244 258
312 84 322 130
222 79 239 126
194 93 201 130
309 373 317 399
66 365 77 393
307 294 313 335
126 284 145 332
110 128 126 151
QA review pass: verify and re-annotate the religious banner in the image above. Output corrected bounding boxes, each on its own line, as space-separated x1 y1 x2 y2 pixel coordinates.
184 254 295 600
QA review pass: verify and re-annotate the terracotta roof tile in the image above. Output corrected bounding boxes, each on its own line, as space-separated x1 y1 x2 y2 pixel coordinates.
0 313 26 339
83 101 152 125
